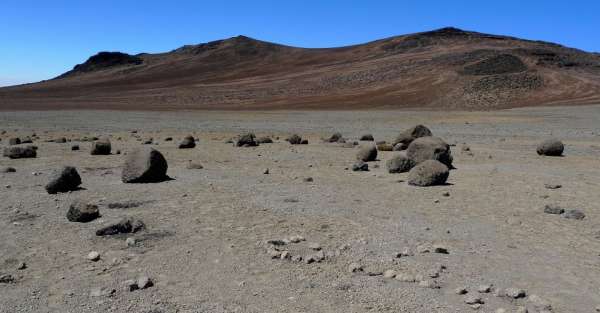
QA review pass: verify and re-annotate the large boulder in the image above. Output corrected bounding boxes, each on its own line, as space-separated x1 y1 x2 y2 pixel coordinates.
392 125 433 149
324 132 343 143
91 137 111 155
408 160 449 186
8 137 21 145
67 200 100 222
178 135 196 149
386 153 415 173
356 144 378 162
3 146 37 159
536 138 564 156
287 134 303 145
406 136 453 168
121 147 168 183
45 166 82 194
236 133 258 147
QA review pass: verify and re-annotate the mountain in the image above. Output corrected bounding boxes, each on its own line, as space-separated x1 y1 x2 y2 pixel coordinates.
2 27 600 110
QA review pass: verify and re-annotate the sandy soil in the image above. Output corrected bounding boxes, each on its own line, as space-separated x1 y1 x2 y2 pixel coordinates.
1 106 600 312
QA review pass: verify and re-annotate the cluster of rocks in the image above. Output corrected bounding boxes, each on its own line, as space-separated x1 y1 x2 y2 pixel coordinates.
265 236 336 264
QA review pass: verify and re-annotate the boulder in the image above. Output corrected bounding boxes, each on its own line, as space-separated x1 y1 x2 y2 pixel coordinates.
356 144 378 162
408 160 449 186
67 200 100 222
1 167 16 173
287 134 302 145
386 153 415 173
178 135 196 149
96 218 145 236
235 133 258 147
406 136 453 168
325 132 343 143
393 125 433 148
536 138 564 156
360 134 374 141
4 146 37 159
91 137 111 155
8 137 21 145
71 144 79 151
121 147 168 183
352 161 369 171
45 166 82 194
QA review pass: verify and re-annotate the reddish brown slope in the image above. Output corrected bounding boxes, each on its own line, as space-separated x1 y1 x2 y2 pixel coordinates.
1 28 600 110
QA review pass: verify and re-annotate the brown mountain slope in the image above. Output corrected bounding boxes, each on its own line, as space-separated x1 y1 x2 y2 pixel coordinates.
2 27 600 110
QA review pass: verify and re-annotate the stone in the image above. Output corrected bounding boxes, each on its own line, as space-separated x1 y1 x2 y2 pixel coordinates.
544 183 561 189
289 235 305 243
537 138 564 156
464 295 484 305
91 137 111 155
71 144 79 151
383 270 397 278
408 160 449 186
505 288 527 299
125 237 136 247
3 146 37 159
477 284 492 293
1 167 16 173
386 153 414 173
121 147 168 183
395 273 416 282
0 274 15 283
433 245 449 254
45 166 82 194
236 133 258 147
360 134 374 141
455 287 468 295
95 218 145 236
87 251 100 261
300 139 308 144
325 132 343 143
562 209 585 220
356 144 377 162
287 134 302 145
303 177 313 182
16 262 26 270
393 125 433 148
123 279 138 291
352 161 369 171
308 242 322 250
137 276 153 289
406 136 453 168
305 250 325 263
178 135 196 149
418 280 440 289
263 168 269 174
543 204 564 215
67 200 100 223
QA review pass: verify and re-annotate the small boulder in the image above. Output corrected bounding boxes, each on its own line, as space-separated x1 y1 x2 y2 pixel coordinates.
3 146 36 159
537 138 564 156
45 166 82 194
563 209 585 220
67 200 100 222
408 160 449 187
356 144 377 162
178 135 196 149
95 218 145 236
121 147 168 183
91 137 111 155
406 136 453 168
360 134 374 141
325 132 343 143
287 134 302 145
236 133 258 147
1 167 16 173
393 125 432 148
386 153 414 173
352 161 369 171
71 144 79 151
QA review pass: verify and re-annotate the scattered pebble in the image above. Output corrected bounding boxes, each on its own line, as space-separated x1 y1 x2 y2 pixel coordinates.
87 251 100 261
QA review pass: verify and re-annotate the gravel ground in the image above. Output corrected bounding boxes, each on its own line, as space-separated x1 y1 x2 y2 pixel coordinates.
1 106 600 312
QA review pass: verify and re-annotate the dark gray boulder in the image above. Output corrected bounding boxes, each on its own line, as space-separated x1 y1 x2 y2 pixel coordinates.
287 134 302 145
121 147 168 183
360 134 374 141
352 161 369 171
4 146 37 159
178 135 196 149
1 167 16 173
356 144 378 162
91 137 111 155
45 166 82 194
406 136 453 168
236 133 258 147
325 132 343 143
95 218 145 236
536 138 564 156
408 160 449 186
386 153 415 173
67 200 100 222
392 125 432 148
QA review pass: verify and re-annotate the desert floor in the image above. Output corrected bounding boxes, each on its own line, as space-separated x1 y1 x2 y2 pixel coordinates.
1 106 600 313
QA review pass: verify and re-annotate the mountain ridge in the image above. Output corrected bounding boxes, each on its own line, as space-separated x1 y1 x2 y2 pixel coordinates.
2 27 600 110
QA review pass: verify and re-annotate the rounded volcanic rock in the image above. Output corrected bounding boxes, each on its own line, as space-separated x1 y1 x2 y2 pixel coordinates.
392 125 432 148
67 200 100 223
536 138 564 156
408 160 449 186
91 137 111 155
356 144 378 162
45 166 82 194
121 147 168 183
406 136 453 168
178 135 196 149
386 153 415 173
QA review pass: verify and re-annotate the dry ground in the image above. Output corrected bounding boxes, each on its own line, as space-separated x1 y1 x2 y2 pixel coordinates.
1 106 600 312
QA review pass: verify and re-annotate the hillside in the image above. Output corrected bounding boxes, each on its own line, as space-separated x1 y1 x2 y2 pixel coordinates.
1 27 600 110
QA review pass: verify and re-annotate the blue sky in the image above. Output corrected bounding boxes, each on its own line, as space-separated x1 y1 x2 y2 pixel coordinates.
1 0 599 87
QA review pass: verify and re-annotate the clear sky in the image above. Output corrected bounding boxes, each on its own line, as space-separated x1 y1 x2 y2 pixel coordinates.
1 0 599 87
